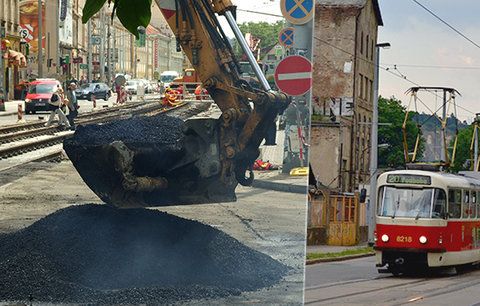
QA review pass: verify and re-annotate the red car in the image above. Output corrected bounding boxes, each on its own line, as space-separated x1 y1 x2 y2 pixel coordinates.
25 79 61 114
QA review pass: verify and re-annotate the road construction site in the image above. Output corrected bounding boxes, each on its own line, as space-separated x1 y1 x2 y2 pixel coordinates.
0 100 307 305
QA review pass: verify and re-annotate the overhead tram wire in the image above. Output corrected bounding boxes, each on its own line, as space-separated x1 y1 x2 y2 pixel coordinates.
382 63 480 71
236 9 283 18
313 36 477 117
411 0 480 50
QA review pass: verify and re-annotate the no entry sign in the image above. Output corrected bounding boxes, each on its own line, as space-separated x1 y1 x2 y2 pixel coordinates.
274 55 312 96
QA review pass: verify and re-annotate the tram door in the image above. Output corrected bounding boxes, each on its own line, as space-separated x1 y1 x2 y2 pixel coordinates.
327 195 359 246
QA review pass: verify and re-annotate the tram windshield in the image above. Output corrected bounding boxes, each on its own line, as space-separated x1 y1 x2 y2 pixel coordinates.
378 187 446 219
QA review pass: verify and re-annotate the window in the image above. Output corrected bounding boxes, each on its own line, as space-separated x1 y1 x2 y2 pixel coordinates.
366 35 369 59
366 77 370 101
448 189 462 218
464 190 473 218
359 74 364 98
360 32 364 55
432 189 447 219
371 40 374 61
378 186 434 219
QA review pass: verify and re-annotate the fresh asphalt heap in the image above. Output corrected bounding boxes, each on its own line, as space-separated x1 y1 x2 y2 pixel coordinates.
0 204 288 304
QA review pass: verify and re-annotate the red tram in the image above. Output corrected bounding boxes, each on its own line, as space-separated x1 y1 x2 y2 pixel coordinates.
374 170 480 275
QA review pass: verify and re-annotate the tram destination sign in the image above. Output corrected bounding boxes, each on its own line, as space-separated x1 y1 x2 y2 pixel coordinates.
387 174 431 185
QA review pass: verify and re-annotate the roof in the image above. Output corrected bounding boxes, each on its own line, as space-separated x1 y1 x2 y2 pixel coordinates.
317 0 383 26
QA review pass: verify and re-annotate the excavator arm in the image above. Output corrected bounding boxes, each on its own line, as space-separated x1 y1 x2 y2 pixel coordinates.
64 0 289 208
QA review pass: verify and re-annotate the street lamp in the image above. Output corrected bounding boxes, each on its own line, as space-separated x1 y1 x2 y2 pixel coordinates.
368 42 390 246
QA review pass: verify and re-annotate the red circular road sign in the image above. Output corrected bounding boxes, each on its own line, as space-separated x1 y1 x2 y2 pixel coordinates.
274 55 312 96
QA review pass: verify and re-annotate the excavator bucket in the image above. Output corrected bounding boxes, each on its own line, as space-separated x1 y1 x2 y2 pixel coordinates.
64 115 237 208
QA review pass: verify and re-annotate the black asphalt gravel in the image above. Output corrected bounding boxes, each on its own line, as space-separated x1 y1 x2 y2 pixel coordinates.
0 205 288 304
72 113 185 145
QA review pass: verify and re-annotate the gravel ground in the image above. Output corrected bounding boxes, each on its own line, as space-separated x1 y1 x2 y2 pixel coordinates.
69 113 185 145
0 204 288 305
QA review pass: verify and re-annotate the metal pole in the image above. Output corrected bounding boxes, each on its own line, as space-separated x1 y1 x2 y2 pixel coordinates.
87 20 92 82
0 21 5 99
441 90 447 164
38 0 44 77
56 0 60 78
99 8 105 82
112 26 116 80
475 124 478 172
368 46 380 246
223 11 271 92
107 20 111 86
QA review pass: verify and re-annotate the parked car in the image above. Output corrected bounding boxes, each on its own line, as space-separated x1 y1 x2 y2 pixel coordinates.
76 83 111 101
24 79 61 114
125 80 145 95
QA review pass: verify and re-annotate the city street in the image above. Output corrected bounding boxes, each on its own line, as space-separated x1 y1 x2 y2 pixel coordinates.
305 257 480 305
0 93 162 125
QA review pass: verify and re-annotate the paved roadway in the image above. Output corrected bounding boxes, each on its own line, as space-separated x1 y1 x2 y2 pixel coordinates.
305 256 480 305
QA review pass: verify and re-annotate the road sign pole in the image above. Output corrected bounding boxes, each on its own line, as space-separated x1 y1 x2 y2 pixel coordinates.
279 0 315 172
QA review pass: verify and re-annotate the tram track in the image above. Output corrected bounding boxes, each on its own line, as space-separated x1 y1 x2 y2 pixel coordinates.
306 266 480 305
0 101 157 144
0 101 212 181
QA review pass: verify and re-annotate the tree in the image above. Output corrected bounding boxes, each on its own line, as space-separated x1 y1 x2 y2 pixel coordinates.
450 125 474 172
378 96 424 169
237 21 285 54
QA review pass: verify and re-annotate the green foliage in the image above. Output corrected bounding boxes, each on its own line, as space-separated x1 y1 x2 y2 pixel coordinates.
237 21 285 57
378 96 424 169
450 125 474 172
306 247 374 260
82 0 152 38
82 0 107 23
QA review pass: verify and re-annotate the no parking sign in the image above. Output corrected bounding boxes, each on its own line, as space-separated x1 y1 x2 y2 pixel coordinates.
278 27 295 49
280 0 314 25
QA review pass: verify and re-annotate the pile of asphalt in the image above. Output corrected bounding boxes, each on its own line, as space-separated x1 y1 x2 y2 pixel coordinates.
72 114 185 145
0 205 287 304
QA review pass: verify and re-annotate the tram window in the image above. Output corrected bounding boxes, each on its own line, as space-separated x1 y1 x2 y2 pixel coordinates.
464 191 472 218
432 189 446 219
377 187 385 216
448 189 462 219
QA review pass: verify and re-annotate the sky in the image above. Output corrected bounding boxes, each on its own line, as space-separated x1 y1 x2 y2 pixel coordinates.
378 0 480 121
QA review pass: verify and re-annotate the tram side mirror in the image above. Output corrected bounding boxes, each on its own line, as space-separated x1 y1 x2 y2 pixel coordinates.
359 188 367 203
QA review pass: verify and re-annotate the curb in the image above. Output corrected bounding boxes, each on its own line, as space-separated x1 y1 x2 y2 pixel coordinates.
306 252 375 265
0 111 17 117
251 179 307 194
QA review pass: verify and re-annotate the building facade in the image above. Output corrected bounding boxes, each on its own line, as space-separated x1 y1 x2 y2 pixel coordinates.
4 0 184 95
310 0 382 192
1 0 24 100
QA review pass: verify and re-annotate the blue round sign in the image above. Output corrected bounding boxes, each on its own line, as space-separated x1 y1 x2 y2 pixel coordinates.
280 0 314 25
279 27 295 48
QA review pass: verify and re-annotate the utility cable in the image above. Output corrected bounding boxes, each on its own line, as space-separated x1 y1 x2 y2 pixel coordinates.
411 0 480 50
314 36 478 117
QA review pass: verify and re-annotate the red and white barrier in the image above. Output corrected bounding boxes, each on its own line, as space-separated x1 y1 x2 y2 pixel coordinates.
17 103 25 123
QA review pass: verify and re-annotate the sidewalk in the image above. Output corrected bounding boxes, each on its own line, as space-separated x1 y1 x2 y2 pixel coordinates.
307 243 369 254
252 127 308 194
306 243 374 264
0 100 24 117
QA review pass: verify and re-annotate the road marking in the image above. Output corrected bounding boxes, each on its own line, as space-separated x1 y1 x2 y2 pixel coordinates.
277 72 312 81
408 296 424 302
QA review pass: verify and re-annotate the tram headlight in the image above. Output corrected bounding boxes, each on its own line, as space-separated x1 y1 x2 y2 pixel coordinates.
381 234 389 242
419 236 428 244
